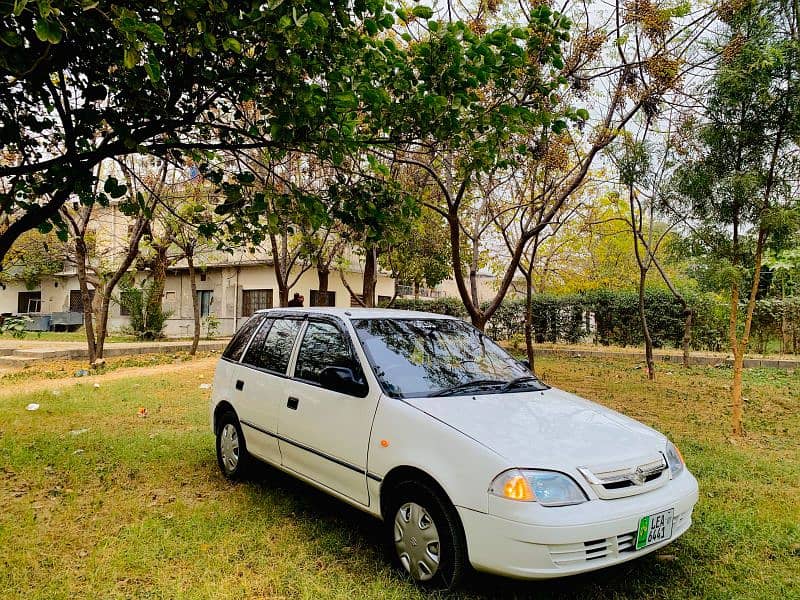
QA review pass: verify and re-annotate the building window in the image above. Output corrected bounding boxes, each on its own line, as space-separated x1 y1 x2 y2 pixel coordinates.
310 290 336 307
197 290 214 317
242 289 273 317
69 289 95 313
377 295 392 306
119 289 135 316
349 293 364 307
200 272 207 282
17 291 42 313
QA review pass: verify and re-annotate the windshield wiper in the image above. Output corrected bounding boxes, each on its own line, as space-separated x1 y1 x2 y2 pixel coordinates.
431 379 506 397
500 376 548 392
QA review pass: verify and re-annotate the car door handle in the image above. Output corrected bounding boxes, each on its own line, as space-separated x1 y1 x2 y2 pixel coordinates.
287 396 299 410
235 380 244 391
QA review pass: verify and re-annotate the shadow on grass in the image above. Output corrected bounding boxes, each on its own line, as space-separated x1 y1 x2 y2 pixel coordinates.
234 460 700 600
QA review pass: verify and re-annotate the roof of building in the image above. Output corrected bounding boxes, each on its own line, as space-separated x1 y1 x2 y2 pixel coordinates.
254 307 459 320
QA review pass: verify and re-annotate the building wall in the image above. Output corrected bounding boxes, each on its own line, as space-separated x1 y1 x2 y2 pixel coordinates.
161 264 396 336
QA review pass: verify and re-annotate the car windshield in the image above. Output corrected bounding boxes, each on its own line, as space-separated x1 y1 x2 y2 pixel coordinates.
352 318 547 398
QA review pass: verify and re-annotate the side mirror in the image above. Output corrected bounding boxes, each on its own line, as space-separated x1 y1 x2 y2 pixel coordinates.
520 359 531 370
319 366 369 397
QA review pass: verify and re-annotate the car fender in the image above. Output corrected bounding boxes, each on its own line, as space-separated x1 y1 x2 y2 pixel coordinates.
367 394 509 514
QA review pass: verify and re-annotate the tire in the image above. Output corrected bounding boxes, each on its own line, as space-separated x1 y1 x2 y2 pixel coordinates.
215 410 251 479
385 479 468 590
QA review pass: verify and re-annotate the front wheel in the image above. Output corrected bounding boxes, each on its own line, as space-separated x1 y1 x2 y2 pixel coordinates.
215 411 251 479
385 479 468 589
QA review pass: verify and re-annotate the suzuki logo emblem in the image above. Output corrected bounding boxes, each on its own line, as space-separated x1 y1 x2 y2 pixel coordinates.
631 466 647 486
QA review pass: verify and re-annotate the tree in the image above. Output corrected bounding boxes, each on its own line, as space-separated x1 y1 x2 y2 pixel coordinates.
673 0 800 435
0 230 64 290
378 0 716 330
60 157 164 363
381 207 452 299
157 178 219 354
0 0 413 262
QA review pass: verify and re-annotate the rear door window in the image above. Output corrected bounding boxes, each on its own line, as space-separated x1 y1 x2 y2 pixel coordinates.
222 315 263 362
243 318 302 375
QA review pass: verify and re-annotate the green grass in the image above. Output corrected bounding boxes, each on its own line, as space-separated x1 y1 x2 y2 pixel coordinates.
0 329 137 343
0 357 798 599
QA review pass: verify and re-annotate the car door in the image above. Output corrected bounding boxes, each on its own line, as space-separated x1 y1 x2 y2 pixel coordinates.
278 319 378 506
236 316 303 465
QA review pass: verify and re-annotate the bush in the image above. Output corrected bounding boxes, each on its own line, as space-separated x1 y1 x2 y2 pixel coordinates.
119 281 171 340
385 289 798 353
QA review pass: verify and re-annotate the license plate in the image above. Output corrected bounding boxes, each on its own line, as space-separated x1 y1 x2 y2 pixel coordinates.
635 508 674 550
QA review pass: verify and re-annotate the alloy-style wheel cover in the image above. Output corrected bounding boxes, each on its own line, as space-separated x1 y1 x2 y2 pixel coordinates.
394 502 441 581
220 423 240 473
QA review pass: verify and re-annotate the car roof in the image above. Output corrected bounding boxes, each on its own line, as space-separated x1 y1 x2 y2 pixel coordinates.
253 307 459 320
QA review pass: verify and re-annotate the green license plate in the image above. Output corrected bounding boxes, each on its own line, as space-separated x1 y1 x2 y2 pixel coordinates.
635 508 674 550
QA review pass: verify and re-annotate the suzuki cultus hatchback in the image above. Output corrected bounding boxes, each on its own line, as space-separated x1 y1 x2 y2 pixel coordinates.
210 308 698 589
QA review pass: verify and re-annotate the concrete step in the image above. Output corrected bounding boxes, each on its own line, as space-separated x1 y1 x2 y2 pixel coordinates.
12 349 73 359
0 356 40 368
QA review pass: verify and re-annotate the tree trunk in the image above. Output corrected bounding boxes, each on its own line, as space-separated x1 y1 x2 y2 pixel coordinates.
362 246 377 308
147 244 168 330
74 238 97 364
638 267 655 380
524 270 535 372
681 306 693 368
317 266 329 293
188 253 200 355
94 294 112 359
731 345 745 437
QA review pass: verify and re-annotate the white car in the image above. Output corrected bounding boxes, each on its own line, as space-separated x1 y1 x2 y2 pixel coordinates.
210 308 699 589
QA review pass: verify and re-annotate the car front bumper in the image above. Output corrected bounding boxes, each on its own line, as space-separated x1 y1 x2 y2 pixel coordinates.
457 470 699 579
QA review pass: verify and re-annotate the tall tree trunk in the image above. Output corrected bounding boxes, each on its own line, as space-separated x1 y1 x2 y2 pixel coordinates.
681 305 693 368
188 253 200 355
414 281 420 300
317 266 329 293
94 294 112 359
524 269 535 372
147 243 168 330
730 230 766 437
74 238 97 364
638 267 655 380
362 246 377 308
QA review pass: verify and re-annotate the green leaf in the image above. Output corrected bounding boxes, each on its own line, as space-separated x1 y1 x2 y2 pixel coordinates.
0 30 22 47
34 19 50 42
123 47 138 69
141 23 166 45
223 37 242 53
144 51 161 83
13 0 28 17
576 108 589 120
412 6 434 19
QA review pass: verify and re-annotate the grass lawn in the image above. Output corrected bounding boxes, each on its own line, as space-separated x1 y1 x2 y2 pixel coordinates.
0 356 797 599
0 330 138 343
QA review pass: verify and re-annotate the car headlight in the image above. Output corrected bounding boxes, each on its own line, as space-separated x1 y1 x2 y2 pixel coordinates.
489 469 588 506
665 441 685 478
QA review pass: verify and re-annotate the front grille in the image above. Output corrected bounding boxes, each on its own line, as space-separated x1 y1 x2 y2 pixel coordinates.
578 454 669 499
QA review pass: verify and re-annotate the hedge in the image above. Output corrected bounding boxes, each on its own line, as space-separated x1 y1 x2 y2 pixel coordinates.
388 292 800 353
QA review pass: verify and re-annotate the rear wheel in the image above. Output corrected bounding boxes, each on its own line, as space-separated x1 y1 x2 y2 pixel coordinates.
385 479 468 590
215 411 251 479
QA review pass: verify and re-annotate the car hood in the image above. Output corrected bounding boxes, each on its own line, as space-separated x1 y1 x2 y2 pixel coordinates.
404 387 666 470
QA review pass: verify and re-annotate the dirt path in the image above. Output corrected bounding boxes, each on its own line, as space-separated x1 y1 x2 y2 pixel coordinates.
0 356 217 399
